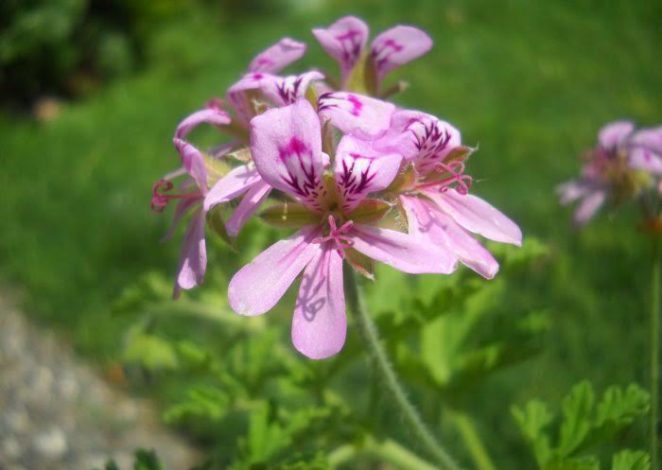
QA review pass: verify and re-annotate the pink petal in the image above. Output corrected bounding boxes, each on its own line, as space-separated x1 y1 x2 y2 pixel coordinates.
173 138 208 194
424 189 522 246
260 71 325 106
629 126 662 174
250 99 325 208
292 245 346 359
173 209 207 298
162 198 199 242
334 135 402 211
370 25 433 81
598 120 634 150
401 195 497 279
318 92 395 140
228 227 322 316
226 181 272 237
175 104 231 139
375 110 461 166
248 37 307 74
349 224 457 274
574 190 606 226
556 180 593 205
203 163 262 211
312 16 369 83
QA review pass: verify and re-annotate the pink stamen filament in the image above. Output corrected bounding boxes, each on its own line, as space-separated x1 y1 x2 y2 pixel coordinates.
151 179 202 212
313 215 355 257
418 160 473 195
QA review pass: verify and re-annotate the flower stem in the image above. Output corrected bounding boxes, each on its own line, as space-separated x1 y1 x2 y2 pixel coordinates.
344 267 461 470
450 409 496 470
651 240 660 469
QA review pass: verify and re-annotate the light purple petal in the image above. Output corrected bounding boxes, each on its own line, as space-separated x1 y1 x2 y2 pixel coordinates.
248 37 307 74
629 126 662 174
292 245 346 359
349 224 457 274
203 163 262 211
370 25 433 80
424 189 522 246
312 16 369 83
226 181 272 237
162 198 199 242
260 71 325 106
173 209 207 298
598 120 634 150
318 92 395 140
250 99 325 208
556 180 593 205
375 110 461 166
574 190 606 226
227 72 272 125
173 138 208 194
401 195 497 279
228 227 322 316
175 103 231 139
334 135 402 211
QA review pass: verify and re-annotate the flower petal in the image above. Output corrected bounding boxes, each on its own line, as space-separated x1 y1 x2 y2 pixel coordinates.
424 189 522 246
226 181 272 237
173 138 208 193
598 120 634 150
250 99 325 208
318 92 395 140
629 126 662 174
173 209 207 298
248 37 307 73
574 190 606 226
312 16 369 81
261 71 325 106
228 227 322 316
203 163 263 211
375 110 461 165
292 245 346 359
401 195 498 279
335 135 402 211
162 198 199 242
175 102 231 139
370 25 433 80
349 224 457 274
556 180 595 205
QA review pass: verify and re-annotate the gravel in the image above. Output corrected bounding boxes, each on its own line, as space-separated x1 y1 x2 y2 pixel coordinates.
0 299 200 469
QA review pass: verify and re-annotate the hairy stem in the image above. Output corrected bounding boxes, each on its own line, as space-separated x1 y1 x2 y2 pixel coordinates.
344 267 461 470
328 437 438 470
651 240 660 469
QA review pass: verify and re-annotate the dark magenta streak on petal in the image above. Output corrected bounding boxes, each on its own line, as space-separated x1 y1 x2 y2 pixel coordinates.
372 39 404 71
278 137 321 205
252 72 264 80
334 29 363 65
347 95 363 117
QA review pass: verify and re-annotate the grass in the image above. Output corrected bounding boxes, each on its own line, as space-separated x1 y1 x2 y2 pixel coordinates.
1 0 661 465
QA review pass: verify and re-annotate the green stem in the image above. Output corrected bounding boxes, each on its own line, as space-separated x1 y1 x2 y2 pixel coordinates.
450 410 496 470
651 241 660 470
329 437 438 470
344 267 461 470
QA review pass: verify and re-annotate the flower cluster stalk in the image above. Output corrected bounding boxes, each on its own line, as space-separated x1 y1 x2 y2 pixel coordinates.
344 266 461 470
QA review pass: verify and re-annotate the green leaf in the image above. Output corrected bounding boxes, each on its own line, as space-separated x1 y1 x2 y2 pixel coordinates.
163 385 230 423
558 381 595 457
611 450 651 470
543 456 599 470
122 331 178 371
133 449 162 470
511 400 553 466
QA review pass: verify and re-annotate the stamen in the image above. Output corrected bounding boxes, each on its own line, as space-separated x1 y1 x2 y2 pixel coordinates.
150 178 202 213
312 215 355 257
417 160 473 195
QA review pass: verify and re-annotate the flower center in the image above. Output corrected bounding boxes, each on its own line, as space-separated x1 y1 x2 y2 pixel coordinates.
312 215 354 257
151 179 202 212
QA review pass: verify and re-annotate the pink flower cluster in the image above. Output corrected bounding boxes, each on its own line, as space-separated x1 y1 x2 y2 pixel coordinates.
558 121 662 226
152 17 522 359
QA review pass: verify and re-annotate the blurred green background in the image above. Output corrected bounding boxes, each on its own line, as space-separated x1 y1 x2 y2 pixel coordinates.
1 0 661 467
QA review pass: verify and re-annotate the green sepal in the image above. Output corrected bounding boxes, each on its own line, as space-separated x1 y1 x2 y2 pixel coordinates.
345 50 374 96
347 198 392 225
345 248 375 280
260 202 319 228
206 204 234 246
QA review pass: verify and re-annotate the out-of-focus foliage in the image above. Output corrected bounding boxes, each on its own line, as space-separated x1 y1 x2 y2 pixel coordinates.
512 381 650 469
0 0 185 107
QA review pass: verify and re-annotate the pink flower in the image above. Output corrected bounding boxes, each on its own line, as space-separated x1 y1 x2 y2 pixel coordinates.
557 121 662 226
228 99 456 359
312 16 432 93
375 109 522 279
